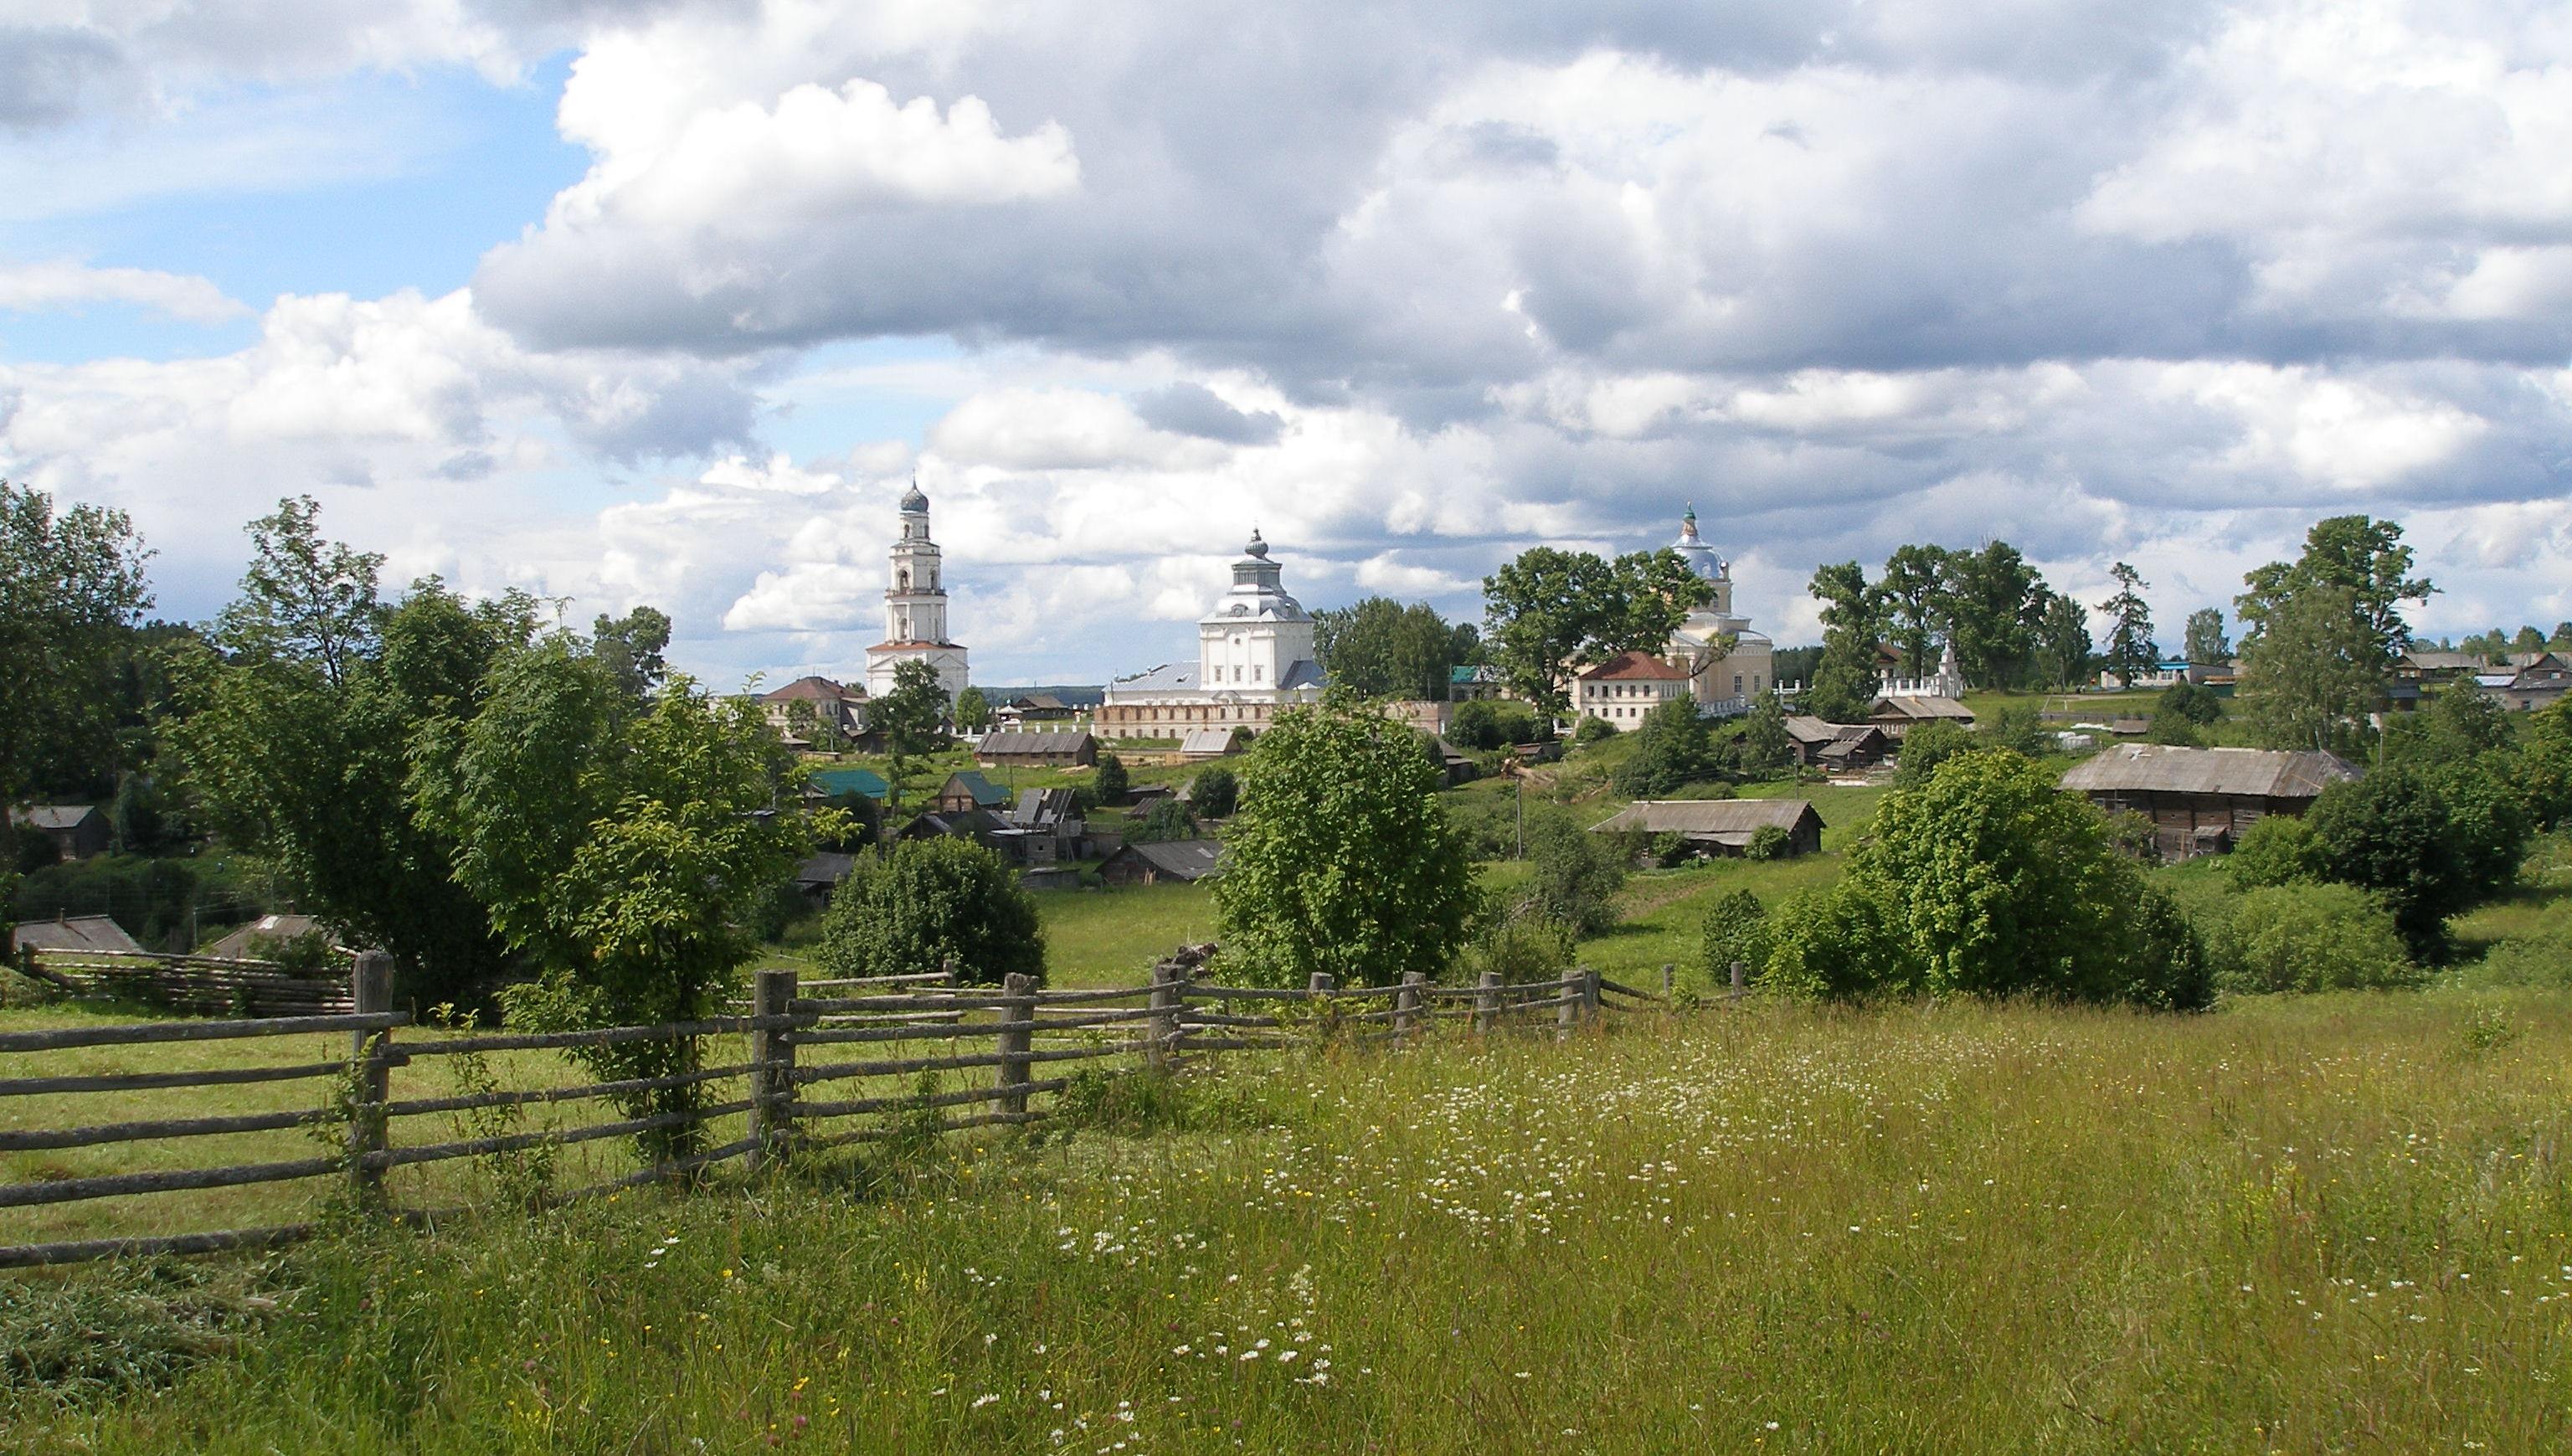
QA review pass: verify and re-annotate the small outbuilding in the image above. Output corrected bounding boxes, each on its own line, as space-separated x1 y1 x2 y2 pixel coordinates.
1098 839 1226 886
9 913 145 958
805 767 892 803
793 852 861 903
205 913 343 960
1782 718 1890 770
974 730 1098 769
1176 726 1251 761
2056 744 2359 861
930 772 1012 815
1866 696 1976 738
1587 799 1826 858
9 805 111 862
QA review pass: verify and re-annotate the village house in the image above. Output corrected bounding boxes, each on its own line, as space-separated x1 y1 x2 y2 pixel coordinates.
975 729 1098 769
793 853 859 904
1782 718 1892 771
929 772 1011 815
1576 651 1693 727
993 692 1083 729
988 788 1090 867
891 807 1002 848
1098 838 1225 886
1448 664 1505 702
754 676 867 747
1869 694 1977 738
1587 799 1826 858
8 805 111 861
2474 652 2569 713
2056 743 2359 861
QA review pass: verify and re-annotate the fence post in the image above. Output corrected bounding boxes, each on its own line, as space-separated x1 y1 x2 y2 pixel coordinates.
1474 970 1500 1035
1729 960 1746 1001
997 972 1036 1117
1147 964 1183 1071
1660 964 1674 1000
748 968 799 1175
1559 965 1583 1040
1582 968 1602 1025
348 952 394 1206
1395 971 1425 1044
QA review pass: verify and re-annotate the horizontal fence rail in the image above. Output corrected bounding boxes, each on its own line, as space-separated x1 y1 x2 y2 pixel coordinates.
20 949 355 1018
3 954 1684 1268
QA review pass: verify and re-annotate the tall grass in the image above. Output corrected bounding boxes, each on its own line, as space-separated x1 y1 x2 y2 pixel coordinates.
8 991 2568 1453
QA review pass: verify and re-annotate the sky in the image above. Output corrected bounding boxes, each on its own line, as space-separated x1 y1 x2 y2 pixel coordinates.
4 0 2570 690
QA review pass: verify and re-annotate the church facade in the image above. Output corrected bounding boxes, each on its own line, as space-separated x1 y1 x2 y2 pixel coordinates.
864 484 970 704
1095 530 1328 734
1663 507 1775 713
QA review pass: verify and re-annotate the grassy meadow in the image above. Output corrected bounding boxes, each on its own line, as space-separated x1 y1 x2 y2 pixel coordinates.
7 990 2569 1453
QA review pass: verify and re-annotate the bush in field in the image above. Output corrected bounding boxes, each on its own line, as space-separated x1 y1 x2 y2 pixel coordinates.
2159 681 2225 726
2306 764 2524 960
1213 692 1476 986
2211 883 2415 994
1647 831 1691 867
1894 719 1976 787
1744 825 1792 862
1129 798 1200 843
2229 813 2326 887
1699 889 1770 987
1093 753 1129 805
1456 908 1574 986
1573 715 1618 744
1767 750 2209 1008
1189 765 1238 819
1522 807 1627 935
1982 702 2050 757
2103 809 2161 863
818 836 1045 986
1448 697 1541 751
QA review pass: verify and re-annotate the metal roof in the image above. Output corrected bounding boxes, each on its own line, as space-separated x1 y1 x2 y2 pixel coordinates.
10 805 101 831
1579 651 1690 682
1178 728 1247 755
1871 696 1977 720
9 914 144 955
2056 744 2359 800
1109 839 1226 880
976 730 1096 757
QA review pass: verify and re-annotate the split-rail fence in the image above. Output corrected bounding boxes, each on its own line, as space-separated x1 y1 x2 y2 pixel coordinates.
0 954 1690 1270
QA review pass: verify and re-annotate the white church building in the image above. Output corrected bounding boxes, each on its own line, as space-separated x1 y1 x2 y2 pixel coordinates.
864 483 970 705
1664 506 1776 713
1095 529 1328 734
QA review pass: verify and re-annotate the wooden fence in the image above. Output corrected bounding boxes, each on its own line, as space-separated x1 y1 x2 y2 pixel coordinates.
17 947 352 1018
0 954 1680 1270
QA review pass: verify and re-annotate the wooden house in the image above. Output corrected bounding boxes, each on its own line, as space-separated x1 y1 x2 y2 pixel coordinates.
930 771 1011 815
974 729 1098 768
1866 695 1975 738
9 805 110 861
8 913 144 957
1781 718 1890 770
1177 726 1251 761
1099 839 1226 886
2056 744 2358 861
1586 799 1825 858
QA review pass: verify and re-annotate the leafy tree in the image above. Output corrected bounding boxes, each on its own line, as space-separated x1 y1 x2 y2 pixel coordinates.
1573 714 1618 744
0 481 155 805
2096 563 2157 688
1448 697 1539 750
875 658 949 799
2513 625 2547 653
2211 883 2415 995
1521 807 1626 935
172 512 543 1007
817 836 1044 987
1699 888 1770 986
1481 548 1711 722
2382 681 2510 768
810 790 882 851
1772 751 2209 1008
2237 584 2381 754
2226 813 2328 889
1212 692 1476 986
590 606 671 699
1313 597 1464 701
782 697 821 745
1738 692 1792 774
1189 764 1238 819
952 686 993 732
2159 681 2224 727
1942 542 2045 688
1482 547 1614 723
1876 544 1952 677
2183 608 2231 665
1613 698 1714 797
1130 797 1201 842
1894 719 1977 786
2304 764 2514 961
1805 561 1882 723
2553 622 2572 649
1982 702 2049 757
2144 711 2204 747
2523 698 2572 831
413 651 805 1155
2235 515 2431 671
1093 752 1129 805
2032 589 2093 690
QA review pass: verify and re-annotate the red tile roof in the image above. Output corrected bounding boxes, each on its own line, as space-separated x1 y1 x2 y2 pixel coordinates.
1578 651 1690 682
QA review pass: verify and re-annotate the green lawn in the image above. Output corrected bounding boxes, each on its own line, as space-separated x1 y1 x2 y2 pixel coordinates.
1034 882 1217 986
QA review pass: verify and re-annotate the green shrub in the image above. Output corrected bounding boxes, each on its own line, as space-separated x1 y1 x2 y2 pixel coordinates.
1893 719 1977 787
2229 813 2325 887
1648 831 1691 867
2211 883 2415 995
1448 698 1541 751
1743 825 1792 862
1613 698 1715 797
1761 881 1910 1001
1129 798 1200 843
818 837 1046 985
1457 909 1575 986
1522 807 1626 935
1093 753 1129 805
1189 765 1238 819
1574 715 1618 744
1982 702 2049 757
2307 763 2527 960
1699 889 1770 987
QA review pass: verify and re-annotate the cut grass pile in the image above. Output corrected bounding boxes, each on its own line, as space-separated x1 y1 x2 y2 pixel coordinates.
7 990 2569 1453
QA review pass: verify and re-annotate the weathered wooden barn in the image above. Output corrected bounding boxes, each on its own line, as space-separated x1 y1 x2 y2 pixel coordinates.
1587 799 1826 858
2056 744 2359 861
974 729 1098 769
1098 839 1226 886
